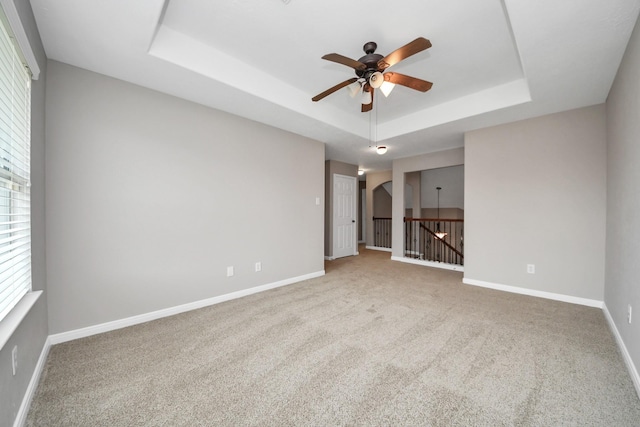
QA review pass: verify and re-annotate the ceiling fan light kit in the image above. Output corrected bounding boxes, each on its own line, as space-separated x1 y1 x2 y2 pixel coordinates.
376 146 387 155
361 89 372 105
347 80 362 98
312 37 433 112
380 81 395 97
369 71 384 89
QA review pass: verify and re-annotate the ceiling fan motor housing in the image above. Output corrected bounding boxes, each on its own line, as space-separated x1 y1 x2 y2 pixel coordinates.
356 41 384 79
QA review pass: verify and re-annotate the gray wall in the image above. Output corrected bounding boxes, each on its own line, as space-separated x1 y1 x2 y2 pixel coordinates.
464 105 607 301
0 0 48 425
45 61 325 334
373 186 392 217
405 171 420 216
414 208 464 220
358 180 365 242
605 15 640 381
420 166 464 209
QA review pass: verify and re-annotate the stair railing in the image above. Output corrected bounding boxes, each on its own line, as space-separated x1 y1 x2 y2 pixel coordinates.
372 217 392 248
404 218 464 265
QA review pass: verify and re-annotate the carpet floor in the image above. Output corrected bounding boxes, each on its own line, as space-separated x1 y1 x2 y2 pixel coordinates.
27 248 640 426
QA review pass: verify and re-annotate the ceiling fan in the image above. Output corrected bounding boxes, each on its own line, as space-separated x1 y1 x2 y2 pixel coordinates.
312 37 433 112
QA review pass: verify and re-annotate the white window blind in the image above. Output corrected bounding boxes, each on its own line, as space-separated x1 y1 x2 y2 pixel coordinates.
0 8 31 323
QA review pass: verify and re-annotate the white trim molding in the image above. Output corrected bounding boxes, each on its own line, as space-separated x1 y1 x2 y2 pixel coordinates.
365 246 392 253
0 0 40 79
325 252 359 261
392 256 464 272
0 291 42 350
14 336 51 427
602 304 640 399
49 270 325 345
463 278 603 308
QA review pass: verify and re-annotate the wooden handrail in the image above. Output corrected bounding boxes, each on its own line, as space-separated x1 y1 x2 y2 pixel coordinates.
405 217 464 222
373 217 392 220
419 222 464 259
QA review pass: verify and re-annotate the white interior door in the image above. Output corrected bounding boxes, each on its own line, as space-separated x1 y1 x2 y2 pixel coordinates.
333 174 357 258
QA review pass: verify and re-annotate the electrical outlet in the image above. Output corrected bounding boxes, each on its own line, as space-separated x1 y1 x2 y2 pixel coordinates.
255 262 261 272
628 305 633 324
226 266 234 277
12 346 17 376
527 264 535 274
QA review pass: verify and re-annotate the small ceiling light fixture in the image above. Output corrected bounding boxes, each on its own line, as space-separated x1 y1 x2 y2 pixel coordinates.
435 186 447 240
358 169 364 176
376 146 387 155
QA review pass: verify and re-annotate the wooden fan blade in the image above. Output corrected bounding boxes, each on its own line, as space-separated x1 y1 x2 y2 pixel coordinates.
322 53 367 71
377 37 432 70
361 85 374 112
384 72 433 92
312 78 359 102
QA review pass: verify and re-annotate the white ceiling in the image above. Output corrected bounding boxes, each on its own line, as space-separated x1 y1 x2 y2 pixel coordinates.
30 0 640 173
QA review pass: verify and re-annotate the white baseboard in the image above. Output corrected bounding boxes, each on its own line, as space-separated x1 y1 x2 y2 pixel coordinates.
325 252 359 261
602 304 640 399
49 270 325 345
392 256 464 272
365 246 392 252
404 250 422 256
14 336 51 427
462 278 603 308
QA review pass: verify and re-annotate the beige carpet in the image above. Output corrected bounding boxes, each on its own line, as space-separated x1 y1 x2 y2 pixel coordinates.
27 248 640 426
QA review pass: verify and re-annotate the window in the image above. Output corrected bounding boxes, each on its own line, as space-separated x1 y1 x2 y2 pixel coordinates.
0 6 32 323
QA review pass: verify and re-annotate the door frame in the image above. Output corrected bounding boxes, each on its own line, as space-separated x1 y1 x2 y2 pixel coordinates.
332 173 358 259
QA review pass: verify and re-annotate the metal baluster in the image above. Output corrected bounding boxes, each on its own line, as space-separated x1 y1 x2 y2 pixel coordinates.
387 219 390 248
374 217 377 247
404 218 408 257
383 218 386 248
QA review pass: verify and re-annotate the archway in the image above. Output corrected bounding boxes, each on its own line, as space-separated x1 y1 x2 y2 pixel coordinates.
372 181 392 248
